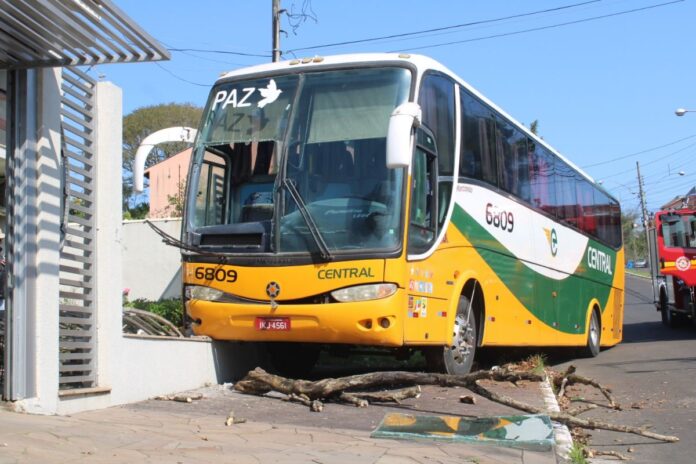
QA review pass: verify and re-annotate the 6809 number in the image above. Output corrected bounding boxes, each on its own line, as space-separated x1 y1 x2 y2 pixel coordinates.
485 203 514 232
194 266 238 282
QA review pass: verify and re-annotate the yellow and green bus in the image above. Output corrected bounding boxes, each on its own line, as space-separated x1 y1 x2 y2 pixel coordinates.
183 53 624 375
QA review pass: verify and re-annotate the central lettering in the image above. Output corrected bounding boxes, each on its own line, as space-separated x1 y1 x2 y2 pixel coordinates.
587 246 613 275
317 267 375 280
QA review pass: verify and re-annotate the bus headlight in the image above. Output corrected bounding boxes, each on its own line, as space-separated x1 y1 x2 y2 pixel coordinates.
184 285 254 303
185 285 225 301
331 283 397 302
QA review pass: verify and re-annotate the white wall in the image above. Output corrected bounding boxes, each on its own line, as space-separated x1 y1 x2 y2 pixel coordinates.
121 218 182 301
56 335 219 415
12 81 228 416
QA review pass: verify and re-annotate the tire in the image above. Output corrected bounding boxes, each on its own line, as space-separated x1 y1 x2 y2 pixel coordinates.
580 310 601 358
660 291 679 328
435 295 478 375
267 342 320 379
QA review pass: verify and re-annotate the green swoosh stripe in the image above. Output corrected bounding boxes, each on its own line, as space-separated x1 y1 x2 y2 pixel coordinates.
451 205 615 334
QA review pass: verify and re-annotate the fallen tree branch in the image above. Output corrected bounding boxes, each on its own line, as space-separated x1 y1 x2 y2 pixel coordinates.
284 393 324 412
470 380 678 443
552 365 619 410
566 403 598 416
341 386 421 405
588 449 629 461
234 367 678 443
234 367 542 400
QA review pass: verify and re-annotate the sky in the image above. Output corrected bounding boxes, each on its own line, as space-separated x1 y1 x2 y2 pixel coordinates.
97 0 696 216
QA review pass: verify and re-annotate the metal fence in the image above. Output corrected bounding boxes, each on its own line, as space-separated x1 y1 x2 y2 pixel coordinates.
58 67 96 390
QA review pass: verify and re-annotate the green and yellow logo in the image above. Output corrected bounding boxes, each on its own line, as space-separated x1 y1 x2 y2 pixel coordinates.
544 228 558 256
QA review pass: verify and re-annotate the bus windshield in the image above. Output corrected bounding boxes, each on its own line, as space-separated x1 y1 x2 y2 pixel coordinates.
661 212 696 249
190 67 411 255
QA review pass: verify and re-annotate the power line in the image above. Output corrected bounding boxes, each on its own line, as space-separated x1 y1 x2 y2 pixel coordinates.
590 139 696 182
582 133 696 168
285 0 601 54
167 47 270 58
154 62 210 87
396 0 684 53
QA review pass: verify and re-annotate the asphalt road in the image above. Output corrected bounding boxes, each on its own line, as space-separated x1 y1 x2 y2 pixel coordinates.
551 274 696 463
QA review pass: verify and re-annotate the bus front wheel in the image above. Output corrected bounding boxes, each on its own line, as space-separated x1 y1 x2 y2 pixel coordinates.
435 295 478 375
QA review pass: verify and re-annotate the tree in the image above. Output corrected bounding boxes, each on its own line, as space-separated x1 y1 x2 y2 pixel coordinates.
165 178 187 218
122 103 202 214
622 209 647 261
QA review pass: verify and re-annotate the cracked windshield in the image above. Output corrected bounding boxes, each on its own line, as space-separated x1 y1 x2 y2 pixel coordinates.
192 67 411 254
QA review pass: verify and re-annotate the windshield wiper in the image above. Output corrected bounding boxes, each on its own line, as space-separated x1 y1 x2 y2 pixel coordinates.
281 177 333 261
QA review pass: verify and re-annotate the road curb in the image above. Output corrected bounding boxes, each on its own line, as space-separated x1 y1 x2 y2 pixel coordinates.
541 374 573 463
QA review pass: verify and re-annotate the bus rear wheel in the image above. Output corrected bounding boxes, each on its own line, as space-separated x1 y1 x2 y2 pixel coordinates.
433 295 477 375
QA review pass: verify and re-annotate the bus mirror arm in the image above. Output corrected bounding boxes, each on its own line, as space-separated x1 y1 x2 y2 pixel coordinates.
386 102 422 169
133 127 197 193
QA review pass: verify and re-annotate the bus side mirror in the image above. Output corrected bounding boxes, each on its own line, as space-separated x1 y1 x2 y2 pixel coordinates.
386 102 422 169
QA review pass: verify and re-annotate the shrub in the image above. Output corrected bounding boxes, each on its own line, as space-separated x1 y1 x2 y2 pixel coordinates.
125 298 183 328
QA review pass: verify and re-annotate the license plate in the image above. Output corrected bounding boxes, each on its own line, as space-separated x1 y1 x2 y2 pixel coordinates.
255 317 290 331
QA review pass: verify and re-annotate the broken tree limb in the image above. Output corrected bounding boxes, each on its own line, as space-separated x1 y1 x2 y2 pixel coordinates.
234 367 542 400
566 403 598 416
470 380 679 443
553 365 619 410
338 393 369 408
566 374 620 410
234 367 678 443
284 393 324 412
588 449 629 461
340 386 421 405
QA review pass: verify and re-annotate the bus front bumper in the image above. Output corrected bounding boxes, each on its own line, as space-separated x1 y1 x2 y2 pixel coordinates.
187 292 404 346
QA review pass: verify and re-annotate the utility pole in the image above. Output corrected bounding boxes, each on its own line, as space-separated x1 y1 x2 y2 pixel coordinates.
272 0 281 62
636 161 651 266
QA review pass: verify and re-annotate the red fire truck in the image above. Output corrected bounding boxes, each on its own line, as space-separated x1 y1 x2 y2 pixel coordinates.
649 209 696 326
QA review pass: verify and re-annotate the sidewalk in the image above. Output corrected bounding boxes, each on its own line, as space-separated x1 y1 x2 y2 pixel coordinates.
0 378 566 464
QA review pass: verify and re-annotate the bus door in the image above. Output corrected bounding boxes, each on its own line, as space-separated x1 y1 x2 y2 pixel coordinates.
403 128 450 344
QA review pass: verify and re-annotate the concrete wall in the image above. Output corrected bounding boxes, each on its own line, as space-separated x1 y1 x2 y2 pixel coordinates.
145 148 191 218
122 218 182 301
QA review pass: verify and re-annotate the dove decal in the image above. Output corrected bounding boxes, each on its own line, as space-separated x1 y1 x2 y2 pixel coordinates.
257 79 282 108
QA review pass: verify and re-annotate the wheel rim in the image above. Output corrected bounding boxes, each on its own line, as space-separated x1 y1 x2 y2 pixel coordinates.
451 312 475 365
589 313 599 347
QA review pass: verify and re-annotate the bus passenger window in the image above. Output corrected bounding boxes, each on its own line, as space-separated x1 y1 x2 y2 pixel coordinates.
530 146 556 216
419 74 455 176
496 119 529 202
460 91 496 186
555 159 578 225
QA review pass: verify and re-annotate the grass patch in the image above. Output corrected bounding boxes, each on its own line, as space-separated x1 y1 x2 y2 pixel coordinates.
568 443 588 464
527 353 548 376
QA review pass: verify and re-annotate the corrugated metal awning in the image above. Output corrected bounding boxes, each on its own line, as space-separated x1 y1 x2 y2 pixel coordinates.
0 0 170 69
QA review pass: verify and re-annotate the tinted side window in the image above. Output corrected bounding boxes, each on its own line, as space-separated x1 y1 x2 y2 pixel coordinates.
419 73 455 176
555 159 578 225
496 119 530 202
460 91 497 185
594 189 622 247
576 177 597 238
529 144 556 216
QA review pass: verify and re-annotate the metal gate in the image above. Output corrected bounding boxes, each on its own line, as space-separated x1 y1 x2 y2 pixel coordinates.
58 67 96 390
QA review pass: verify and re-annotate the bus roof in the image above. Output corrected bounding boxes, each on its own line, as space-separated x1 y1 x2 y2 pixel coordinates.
216 53 601 192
